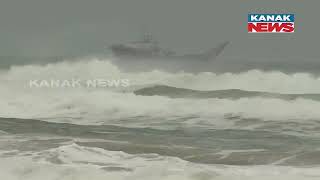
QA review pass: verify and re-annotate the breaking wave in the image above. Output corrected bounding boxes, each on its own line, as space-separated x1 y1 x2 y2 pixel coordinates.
0 58 320 128
2 57 320 179
1 57 320 93
1 143 320 180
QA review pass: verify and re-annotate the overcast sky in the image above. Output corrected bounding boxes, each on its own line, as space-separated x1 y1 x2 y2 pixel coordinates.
0 0 319 60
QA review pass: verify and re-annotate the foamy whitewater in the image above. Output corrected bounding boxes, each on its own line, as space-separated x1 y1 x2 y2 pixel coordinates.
1 58 320 179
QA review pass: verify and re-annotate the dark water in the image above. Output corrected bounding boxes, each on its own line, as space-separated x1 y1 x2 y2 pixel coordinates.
134 85 320 100
1 117 320 166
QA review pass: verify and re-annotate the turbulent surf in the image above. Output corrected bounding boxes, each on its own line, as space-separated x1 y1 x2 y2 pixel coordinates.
1 58 320 180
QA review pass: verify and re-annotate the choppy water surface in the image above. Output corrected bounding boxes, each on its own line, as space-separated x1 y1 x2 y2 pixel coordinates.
1 58 320 180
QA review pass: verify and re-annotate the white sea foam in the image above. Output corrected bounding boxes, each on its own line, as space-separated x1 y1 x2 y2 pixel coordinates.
0 143 319 180
1 58 320 179
1 58 320 93
0 58 320 128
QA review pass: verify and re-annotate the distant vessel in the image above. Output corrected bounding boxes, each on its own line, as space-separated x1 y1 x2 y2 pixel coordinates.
110 34 229 61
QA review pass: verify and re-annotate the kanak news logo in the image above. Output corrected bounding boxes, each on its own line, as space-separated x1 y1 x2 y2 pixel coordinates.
248 14 295 33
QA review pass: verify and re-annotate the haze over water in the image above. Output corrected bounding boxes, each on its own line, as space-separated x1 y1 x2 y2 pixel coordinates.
1 0 320 179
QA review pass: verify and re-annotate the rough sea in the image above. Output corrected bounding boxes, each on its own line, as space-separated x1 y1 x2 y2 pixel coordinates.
1 57 320 180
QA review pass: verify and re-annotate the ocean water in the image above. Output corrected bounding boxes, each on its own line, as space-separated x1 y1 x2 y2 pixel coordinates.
1 58 320 179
